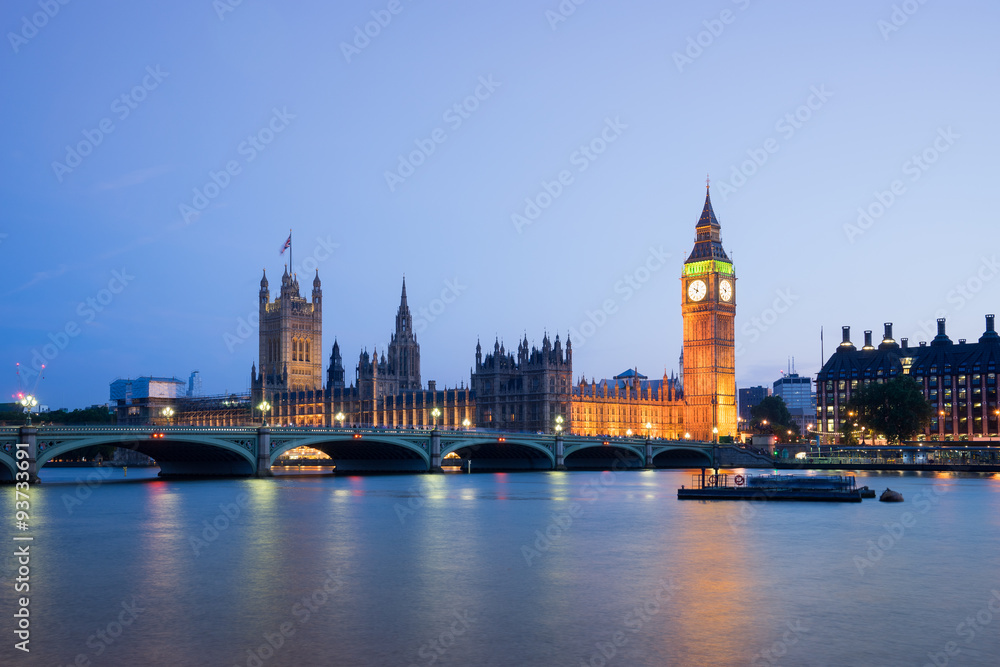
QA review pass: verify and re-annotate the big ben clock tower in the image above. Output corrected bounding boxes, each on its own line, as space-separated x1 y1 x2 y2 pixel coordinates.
681 181 737 441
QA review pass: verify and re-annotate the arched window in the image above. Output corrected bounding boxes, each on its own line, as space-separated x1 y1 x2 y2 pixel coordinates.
305 338 311 362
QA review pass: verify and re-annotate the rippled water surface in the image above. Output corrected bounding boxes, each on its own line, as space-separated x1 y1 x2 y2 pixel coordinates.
2 467 999 666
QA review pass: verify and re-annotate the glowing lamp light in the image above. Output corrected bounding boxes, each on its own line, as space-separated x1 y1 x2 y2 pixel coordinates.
257 400 271 426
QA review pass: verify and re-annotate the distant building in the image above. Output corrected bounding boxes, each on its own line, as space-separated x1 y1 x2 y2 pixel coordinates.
772 372 815 435
187 371 202 397
816 317 1000 441
110 376 187 424
738 386 769 422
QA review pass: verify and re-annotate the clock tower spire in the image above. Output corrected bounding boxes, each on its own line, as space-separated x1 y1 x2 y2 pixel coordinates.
681 183 737 442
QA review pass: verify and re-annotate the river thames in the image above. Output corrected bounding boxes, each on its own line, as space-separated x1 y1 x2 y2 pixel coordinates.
3 468 999 666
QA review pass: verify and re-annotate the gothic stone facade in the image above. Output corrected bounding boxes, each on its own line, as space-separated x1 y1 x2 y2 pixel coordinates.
177 188 738 438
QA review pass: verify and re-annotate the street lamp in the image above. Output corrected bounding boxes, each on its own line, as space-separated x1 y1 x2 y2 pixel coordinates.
257 400 271 426
161 406 174 426
20 394 38 426
462 418 471 431
684 432 691 440
645 421 652 440
431 407 441 430
713 426 719 444
555 415 564 433
625 428 633 437
335 411 345 428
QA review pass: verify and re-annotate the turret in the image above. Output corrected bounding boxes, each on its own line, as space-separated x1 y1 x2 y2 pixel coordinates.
312 270 322 307
259 269 269 305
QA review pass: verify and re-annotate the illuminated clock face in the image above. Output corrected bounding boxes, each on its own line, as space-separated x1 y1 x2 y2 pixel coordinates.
687 279 707 302
719 279 733 302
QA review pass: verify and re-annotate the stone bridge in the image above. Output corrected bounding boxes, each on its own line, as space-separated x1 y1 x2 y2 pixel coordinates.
0 426 773 481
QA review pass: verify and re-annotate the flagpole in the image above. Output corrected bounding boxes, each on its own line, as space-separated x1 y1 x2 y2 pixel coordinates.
289 228 292 279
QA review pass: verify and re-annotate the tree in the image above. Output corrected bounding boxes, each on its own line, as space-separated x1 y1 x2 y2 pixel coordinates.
844 376 933 444
750 396 800 441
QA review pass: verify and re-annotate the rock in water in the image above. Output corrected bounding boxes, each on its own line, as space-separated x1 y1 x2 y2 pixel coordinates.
879 488 904 502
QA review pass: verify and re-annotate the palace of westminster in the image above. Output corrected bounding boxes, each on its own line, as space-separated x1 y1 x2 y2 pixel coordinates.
153 187 739 440
119 183 1000 442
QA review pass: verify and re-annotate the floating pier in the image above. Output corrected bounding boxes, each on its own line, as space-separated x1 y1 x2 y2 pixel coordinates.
677 473 863 502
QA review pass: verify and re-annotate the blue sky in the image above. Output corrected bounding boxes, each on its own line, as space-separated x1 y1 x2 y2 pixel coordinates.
2 0 998 409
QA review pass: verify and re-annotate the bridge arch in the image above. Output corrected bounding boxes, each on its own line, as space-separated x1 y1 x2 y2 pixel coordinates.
269 433 429 472
651 446 713 468
35 432 258 476
563 442 644 469
441 436 554 471
0 451 15 482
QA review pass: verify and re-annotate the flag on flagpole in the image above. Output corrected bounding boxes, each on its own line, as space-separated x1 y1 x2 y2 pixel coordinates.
280 233 291 255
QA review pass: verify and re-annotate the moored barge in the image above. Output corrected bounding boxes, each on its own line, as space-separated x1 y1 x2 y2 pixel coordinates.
677 473 863 502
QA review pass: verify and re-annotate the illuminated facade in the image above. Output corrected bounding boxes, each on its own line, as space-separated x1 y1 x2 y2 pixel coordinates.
816 317 1000 441
254 268 323 393
571 370 685 439
680 185 737 440
154 187 741 439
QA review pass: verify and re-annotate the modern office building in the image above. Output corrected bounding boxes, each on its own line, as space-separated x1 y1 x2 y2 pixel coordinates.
738 386 769 423
773 371 816 434
816 317 1000 441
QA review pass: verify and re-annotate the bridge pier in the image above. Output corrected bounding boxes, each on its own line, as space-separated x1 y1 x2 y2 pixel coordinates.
18 426 40 484
428 430 442 473
255 427 273 478
555 434 566 470
644 439 654 468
